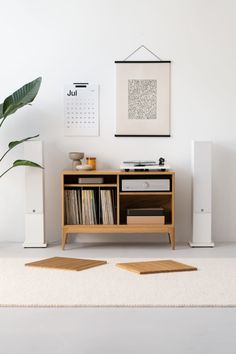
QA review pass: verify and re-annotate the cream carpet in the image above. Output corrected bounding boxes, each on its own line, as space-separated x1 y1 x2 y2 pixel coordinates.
0 257 236 307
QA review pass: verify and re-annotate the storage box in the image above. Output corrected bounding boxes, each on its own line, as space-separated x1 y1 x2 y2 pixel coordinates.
78 177 104 184
127 208 164 217
127 216 165 225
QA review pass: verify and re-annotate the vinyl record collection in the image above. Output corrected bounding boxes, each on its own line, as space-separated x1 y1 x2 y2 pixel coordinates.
64 188 116 225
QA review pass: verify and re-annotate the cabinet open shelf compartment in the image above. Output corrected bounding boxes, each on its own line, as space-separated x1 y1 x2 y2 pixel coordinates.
64 185 117 226
61 170 175 250
119 194 172 225
64 173 117 185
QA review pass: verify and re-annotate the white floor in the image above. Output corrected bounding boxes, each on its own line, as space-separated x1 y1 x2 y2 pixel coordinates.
0 242 236 354
2 240 236 258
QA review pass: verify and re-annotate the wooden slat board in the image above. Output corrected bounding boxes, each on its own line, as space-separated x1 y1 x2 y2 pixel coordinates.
116 260 197 275
25 257 107 272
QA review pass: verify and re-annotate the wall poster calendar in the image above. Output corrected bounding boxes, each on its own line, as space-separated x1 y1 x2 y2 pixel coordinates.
64 83 99 136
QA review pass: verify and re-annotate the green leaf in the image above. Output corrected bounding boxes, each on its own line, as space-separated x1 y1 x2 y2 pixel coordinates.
8 134 39 150
0 159 43 178
0 103 3 119
2 77 42 119
13 159 43 168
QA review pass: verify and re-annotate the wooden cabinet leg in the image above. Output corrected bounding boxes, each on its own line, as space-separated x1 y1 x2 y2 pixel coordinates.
168 229 175 250
62 231 68 250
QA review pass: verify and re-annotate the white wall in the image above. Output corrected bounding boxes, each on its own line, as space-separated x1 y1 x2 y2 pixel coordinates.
0 0 235 243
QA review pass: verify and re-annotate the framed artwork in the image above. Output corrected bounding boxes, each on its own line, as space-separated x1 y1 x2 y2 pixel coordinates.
115 61 171 137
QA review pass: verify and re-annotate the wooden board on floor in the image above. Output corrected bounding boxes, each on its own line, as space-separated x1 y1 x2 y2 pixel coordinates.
25 257 107 271
116 260 197 275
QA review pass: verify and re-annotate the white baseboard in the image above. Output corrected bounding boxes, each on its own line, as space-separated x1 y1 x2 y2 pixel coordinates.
23 243 47 248
189 242 215 248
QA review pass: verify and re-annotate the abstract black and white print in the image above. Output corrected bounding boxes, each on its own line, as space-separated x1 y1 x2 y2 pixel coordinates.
128 79 157 120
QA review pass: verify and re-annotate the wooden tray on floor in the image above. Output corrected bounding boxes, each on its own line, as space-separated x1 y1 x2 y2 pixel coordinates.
116 260 197 275
25 257 107 271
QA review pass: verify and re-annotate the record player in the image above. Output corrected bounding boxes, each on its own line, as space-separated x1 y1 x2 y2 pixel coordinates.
120 158 170 171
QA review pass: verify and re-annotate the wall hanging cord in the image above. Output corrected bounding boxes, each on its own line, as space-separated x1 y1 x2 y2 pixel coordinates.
123 45 162 61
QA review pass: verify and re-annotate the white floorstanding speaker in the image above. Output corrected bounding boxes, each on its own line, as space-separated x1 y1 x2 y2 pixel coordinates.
23 140 47 248
189 141 214 248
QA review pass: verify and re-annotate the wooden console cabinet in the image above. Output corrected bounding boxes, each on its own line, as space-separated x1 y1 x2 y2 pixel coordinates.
61 170 175 250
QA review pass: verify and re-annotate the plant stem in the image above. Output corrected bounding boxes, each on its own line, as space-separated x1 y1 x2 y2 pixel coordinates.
0 166 14 178
0 116 6 128
0 148 10 162
0 134 40 163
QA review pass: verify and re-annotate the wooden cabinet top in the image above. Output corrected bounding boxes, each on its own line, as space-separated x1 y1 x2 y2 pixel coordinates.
62 170 175 176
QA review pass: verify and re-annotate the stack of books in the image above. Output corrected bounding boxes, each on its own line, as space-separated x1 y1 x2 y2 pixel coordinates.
127 208 165 225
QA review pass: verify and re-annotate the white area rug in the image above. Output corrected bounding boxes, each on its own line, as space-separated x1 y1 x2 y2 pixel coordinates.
0 258 236 307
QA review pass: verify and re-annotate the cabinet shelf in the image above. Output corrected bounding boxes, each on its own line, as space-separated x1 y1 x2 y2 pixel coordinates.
63 224 174 233
64 184 117 188
62 170 175 250
119 191 172 196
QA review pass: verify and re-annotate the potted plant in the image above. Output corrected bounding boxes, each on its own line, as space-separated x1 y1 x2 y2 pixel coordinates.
0 77 43 178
